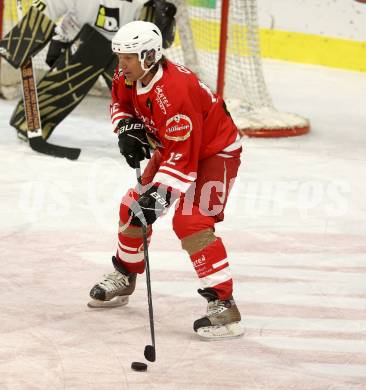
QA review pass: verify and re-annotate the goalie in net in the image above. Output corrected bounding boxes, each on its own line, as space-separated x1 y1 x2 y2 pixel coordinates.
0 0 176 141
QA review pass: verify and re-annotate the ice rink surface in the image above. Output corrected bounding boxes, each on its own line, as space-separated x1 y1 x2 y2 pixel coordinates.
1 61 366 389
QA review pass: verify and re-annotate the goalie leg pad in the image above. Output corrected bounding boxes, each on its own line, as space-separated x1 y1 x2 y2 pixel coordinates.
10 24 114 140
0 6 55 68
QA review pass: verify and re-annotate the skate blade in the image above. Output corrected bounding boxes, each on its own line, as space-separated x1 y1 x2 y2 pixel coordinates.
196 321 244 341
87 295 129 308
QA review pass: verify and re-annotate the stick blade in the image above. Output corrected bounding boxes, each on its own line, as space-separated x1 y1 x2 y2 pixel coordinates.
29 137 81 160
144 345 156 362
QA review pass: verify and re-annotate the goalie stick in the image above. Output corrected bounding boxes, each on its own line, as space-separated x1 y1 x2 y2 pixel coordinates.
16 0 81 160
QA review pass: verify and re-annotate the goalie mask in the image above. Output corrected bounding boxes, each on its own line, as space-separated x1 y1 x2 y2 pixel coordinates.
112 21 163 74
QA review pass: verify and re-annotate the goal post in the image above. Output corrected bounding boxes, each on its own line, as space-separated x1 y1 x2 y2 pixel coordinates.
216 0 229 96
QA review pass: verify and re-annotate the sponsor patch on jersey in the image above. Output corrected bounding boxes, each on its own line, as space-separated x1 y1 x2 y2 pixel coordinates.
95 6 120 32
165 114 192 141
154 85 171 114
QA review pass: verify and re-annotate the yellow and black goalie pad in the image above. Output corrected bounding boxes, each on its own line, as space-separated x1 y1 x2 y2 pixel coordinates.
10 24 115 140
0 6 55 69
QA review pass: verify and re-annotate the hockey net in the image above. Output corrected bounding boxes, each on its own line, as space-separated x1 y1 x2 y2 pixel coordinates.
166 0 309 137
1 0 310 137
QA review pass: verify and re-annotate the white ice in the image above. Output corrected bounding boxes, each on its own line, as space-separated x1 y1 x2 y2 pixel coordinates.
1 60 366 390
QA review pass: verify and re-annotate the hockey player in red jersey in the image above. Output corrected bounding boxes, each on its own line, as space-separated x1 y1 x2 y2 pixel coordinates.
88 21 243 340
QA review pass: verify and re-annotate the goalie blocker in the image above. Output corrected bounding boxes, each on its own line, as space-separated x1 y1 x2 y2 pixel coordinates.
10 24 115 140
0 6 55 68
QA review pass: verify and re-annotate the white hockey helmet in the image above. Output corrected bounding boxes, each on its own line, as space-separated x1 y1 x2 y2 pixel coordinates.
112 21 163 71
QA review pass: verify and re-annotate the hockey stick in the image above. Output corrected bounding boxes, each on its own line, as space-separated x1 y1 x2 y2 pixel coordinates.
135 162 156 362
16 0 81 160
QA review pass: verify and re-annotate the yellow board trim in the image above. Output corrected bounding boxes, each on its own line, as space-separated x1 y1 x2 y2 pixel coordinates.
260 29 366 73
174 20 366 73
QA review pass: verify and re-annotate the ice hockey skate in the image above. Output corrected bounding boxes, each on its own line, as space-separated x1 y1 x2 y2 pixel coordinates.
88 256 137 308
193 288 243 340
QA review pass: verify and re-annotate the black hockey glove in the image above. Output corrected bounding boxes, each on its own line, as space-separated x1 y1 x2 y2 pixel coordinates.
46 39 69 68
117 118 151 169
129 184 178 226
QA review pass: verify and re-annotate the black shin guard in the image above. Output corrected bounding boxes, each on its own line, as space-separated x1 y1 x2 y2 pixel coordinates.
10 24 114 140
0 6 55 68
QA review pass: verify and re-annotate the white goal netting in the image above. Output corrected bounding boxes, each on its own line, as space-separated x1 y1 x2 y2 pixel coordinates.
166 0 309 136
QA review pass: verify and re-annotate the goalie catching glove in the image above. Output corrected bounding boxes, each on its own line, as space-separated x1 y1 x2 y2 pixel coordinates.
140 0 177 48
117 118 151 168
129 184 179 226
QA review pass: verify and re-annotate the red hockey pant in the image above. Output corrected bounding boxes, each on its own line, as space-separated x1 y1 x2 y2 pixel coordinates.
116 148 241 300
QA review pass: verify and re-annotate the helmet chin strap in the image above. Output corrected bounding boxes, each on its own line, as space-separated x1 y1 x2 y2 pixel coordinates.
138 59 155 80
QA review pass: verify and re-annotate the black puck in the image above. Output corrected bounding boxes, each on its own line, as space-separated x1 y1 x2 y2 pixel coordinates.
131 362 148 372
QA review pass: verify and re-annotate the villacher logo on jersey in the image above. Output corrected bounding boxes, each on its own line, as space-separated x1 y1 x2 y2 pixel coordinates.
165 114 192 141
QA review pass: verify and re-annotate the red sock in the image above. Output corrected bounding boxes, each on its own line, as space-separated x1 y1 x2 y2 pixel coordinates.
190 238 233 300
116 231 151 274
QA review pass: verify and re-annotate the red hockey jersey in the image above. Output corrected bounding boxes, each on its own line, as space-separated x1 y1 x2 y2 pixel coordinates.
110 60 241 193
